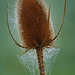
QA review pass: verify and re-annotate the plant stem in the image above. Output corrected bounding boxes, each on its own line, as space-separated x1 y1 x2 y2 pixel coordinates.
36 47 45 75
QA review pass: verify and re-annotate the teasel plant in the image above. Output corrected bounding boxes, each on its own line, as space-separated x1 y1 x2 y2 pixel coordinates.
7 0 66 75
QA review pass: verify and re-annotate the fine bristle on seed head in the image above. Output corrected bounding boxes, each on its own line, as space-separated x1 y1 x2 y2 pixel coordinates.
16 0 54 48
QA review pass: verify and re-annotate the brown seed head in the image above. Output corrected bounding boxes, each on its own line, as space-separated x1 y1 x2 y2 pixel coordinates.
16 0 54 48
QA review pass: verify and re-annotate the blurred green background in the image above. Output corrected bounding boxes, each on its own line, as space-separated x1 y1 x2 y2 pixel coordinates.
0 0 75 75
